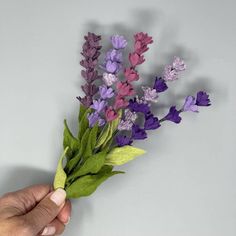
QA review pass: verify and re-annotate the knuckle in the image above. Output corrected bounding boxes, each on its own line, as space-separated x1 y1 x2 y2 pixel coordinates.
35 202 55 219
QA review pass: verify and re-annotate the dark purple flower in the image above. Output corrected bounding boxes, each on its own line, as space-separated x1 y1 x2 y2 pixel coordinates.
132 124 147 140
153 77 168 93
128 98 150 114
77 96 92 108
196 91 211 106
144 113 161 130
164 106 182 124
116 135 133 147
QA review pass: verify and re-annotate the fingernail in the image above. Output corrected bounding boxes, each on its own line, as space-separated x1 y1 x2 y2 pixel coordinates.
50 188 66 206
64 216 71 225
41 226 56 235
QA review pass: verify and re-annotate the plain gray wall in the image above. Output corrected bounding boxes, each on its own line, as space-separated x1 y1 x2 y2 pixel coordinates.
0 0 235 235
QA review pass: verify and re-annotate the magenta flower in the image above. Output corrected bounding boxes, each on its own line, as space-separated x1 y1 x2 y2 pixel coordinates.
105 107 118 122
111 35 128 50
90 99 107 113
99 85 114 100
116 82 135 97
124 68 139 82
183 96 198 112
129 53 145 67
114 96 129 110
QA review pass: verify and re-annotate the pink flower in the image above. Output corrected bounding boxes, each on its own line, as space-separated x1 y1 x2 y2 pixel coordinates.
129 53 145 67
124 68 139 82
114 95 129 109
116 81 135 97
105 106 118 122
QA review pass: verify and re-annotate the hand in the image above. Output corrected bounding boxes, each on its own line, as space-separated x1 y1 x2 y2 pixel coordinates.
0 185 71 236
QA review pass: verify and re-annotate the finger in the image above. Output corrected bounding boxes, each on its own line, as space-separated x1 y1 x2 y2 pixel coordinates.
57 200 71 225
23 188 66 235
0 184 51 218
39 218 65 236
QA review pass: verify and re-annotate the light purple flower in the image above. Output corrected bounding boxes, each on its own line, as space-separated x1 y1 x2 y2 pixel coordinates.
87 112 99 127
183 96 198 112
124 109 137 122
90 99 107 113
163 65 178 81
142 86 158 103
99 85 114 100
172 57 186 72
98 118 105 126
118 120 133 131
102 73 118 86
111 35 128 49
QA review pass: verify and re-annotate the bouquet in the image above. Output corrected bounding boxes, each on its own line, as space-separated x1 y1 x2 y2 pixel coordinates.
53 32 211 198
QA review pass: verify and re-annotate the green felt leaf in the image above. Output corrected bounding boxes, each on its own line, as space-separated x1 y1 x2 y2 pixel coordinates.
95 123 110 149
63 120 80 159
53 147 68 189
66 165 124 198
78 104 87 122
67 150 107 182
83 124 99 159
78 108 92 141
104 145 146 166
67 128 90 173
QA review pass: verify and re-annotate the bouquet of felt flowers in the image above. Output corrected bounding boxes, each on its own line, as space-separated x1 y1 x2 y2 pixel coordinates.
53 32 211 198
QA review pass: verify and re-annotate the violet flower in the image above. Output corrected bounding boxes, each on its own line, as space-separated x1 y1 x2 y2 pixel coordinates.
183 96 198 112
90 99 107 113
99 85 114 99
111 35 128 50
164 106 182 124
118 120 133 131
116 135 133 147
87 112 105 127
132 124 147 140
196 91 211 106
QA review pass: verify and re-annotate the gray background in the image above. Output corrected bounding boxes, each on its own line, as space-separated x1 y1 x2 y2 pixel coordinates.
0 0 235 235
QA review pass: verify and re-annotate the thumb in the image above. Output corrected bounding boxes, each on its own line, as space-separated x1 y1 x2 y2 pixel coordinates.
24 188 66 235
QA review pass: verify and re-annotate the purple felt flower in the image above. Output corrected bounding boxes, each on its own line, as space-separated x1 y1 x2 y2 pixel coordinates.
132 124 147 140
105 60 120 74
111 35 128 50
116 135 133 147
153 77 168 93
196 91 211 106
90 99 107 113
172 56 186 72
99 85 114 99
128 98 150 114
118 120 133 131
105 49 123 62
87 112 105 127
142 86 158 103
183 96 198 112
164 106 182 124
144 113 161 130
163 65 178 81
124 109 137 123
102 73 118 86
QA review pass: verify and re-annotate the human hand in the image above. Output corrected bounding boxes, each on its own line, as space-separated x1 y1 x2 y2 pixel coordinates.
0 185 71 236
